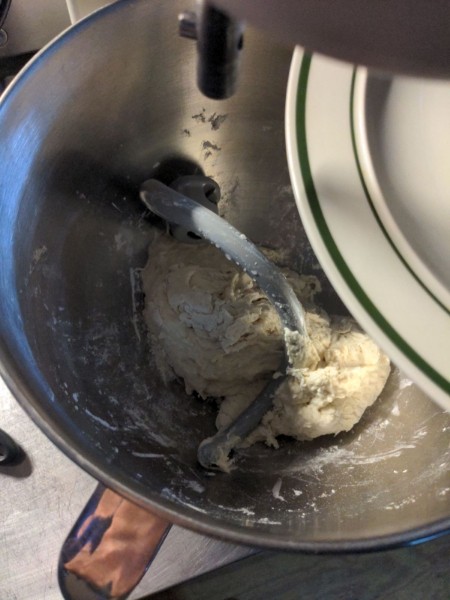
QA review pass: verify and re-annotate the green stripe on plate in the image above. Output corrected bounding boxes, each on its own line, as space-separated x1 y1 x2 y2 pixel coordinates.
349 69 449 316
295 53 450 396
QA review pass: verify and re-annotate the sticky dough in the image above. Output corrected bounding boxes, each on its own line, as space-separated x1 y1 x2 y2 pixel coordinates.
142 233 390 447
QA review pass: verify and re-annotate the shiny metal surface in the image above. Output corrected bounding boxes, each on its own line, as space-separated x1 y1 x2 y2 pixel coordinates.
0 0 449 552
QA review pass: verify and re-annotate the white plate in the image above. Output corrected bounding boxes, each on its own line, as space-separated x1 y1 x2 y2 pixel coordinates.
285 49 450 411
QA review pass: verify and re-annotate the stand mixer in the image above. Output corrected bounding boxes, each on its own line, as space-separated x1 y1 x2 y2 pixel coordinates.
68 0 450 97
1 1 448 598
180 0 450 101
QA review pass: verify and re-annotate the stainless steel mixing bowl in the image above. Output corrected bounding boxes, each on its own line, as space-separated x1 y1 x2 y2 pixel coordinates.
0 0 449 551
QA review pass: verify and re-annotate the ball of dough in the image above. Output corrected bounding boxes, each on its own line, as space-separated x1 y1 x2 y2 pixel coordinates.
142 233 390 447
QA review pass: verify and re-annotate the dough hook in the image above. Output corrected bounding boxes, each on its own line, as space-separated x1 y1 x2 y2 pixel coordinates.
140 177 308 470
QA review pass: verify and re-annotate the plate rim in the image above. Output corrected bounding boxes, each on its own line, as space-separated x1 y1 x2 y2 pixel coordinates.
352 68 450 313
285 49 450 411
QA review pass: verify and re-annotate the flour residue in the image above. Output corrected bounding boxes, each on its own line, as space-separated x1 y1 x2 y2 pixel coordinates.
114 230 138 257
278 441 418 480
85 408 119 431
186 480 206 494
131 451 165 459
32 245 47 264
257 517 282 525
384 496 417 511
129 267 143 342
217 505 256 516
